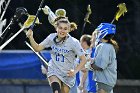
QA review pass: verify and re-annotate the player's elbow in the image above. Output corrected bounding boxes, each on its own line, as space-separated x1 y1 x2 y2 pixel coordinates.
34 45 44 52
34 49 40 52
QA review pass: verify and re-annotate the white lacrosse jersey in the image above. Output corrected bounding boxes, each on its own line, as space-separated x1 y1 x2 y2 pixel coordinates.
40 33 85 88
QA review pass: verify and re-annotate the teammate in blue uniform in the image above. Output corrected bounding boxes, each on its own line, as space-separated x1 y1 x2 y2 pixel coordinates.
86 31 98 93
76 34 96 93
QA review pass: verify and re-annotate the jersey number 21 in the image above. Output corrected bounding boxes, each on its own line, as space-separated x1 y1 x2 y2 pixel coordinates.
56 54 64 62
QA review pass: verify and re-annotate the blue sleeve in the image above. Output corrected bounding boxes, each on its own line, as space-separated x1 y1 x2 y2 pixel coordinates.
91 48 95 58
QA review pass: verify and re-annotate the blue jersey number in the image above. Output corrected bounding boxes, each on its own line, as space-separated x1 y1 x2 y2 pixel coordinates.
56 54 64 62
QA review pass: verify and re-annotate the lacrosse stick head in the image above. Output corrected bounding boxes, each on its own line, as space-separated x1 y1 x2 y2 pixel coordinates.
11 7 28 22
55 9 66 17
23 15 41 28
115 3 127 21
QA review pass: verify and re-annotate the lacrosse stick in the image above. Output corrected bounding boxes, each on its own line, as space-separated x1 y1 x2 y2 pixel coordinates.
81 5 92 36
111 3 127 24
0 15 40 51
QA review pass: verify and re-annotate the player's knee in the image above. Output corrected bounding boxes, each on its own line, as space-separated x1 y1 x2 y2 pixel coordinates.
51 82 61 93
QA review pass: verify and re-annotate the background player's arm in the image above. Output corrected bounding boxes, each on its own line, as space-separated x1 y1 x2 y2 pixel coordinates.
67 40 87 77
67 55 86 77
78 68 88 90
90 58 103 71
26 29 45 52
75 55 87 74
91 63 103 71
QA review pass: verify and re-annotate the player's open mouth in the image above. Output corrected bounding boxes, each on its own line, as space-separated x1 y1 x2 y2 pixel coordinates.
60 33 65 35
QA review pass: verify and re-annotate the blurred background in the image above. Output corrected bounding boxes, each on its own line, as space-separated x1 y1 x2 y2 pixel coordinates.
0 0 140 93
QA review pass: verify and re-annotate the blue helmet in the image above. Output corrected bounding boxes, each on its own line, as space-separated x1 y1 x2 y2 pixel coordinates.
94 23 116 46
96 23 116 39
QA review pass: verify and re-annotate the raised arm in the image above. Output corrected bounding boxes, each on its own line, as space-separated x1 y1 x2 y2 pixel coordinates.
26 29 45 52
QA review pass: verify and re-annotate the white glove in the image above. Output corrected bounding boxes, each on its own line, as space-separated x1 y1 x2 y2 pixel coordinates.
42 5 57 25
85 61 91 70
42 5 51 15
85 54 90 69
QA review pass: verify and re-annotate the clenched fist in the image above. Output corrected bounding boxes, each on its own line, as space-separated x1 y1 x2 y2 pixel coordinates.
26 29 33 38
67 69 76 77
42 5 50 15
41 65 47 74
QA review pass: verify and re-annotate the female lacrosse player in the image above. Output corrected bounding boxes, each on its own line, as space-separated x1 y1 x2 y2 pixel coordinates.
26 18 86 93
85 31 97 93
77 34 92 93
90 23 119 93
77 34 97 93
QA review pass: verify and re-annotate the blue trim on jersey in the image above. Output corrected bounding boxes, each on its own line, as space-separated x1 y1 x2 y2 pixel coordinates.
87 47 96 92
87 70 96 92
91 48 95 58
76 72 80 86
75 48 96 92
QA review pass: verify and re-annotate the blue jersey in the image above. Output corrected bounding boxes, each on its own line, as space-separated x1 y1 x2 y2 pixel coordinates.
75 48 96 92
75 58 80 86
87 48 96 92
91 48 95 58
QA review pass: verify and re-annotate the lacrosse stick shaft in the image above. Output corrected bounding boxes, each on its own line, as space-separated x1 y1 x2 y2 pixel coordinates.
0 0 11 21
111 18 115 24
81 22 86 36
25 41 48 66
0 27 25 51
30 0 45 30
0 21 13 38
80 5 91 36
